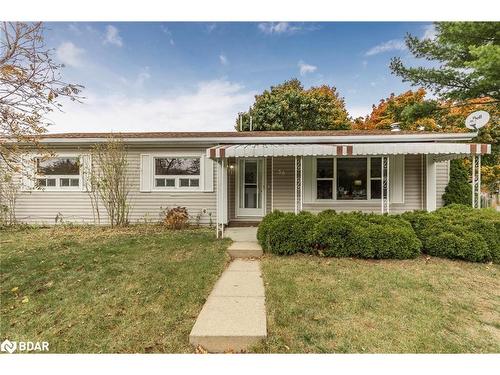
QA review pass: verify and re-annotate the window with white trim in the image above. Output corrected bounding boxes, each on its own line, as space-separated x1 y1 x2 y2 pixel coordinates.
369 157 382 199
154 157 201 189
315 157 382 200
316 158 334 200
35 157 81 189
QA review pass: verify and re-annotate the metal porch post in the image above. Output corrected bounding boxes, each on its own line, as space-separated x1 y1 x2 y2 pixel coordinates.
271 156 274 212
294 156 302 214
381 156 390 214
299 156 303 212
215 160 220 238
294 156 298 214
472 154 481 208
221 158 225 238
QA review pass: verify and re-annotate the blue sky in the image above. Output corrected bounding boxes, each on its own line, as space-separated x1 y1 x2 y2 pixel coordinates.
45 22 437 133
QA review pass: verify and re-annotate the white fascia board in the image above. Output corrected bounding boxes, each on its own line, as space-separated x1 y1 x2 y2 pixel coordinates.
32 132 477 145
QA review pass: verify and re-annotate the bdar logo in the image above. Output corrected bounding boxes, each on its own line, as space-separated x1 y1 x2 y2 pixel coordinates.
1 339 17 353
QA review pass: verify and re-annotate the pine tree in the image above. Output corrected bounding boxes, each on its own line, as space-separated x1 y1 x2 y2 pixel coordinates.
442 159 472 206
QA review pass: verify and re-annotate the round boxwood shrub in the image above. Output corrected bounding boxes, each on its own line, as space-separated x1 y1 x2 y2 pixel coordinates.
425 231 490 263
401 210 441 238
463 219 499 258
405 206 500 263
367 225 421 259
312 212 421 259
316 209 337 219
257 210 285 251
344 225 375 258
313 214 354 257
266 212 317 255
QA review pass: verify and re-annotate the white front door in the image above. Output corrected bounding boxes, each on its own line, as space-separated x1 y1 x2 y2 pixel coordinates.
236 158 266 217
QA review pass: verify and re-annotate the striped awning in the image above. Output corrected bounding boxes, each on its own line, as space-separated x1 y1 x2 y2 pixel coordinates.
207 143 491 159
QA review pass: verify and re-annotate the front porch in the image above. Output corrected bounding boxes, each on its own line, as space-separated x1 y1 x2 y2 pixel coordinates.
208 142 490 238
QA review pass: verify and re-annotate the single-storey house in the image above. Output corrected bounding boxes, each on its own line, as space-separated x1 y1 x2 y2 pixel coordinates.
9 130 490 235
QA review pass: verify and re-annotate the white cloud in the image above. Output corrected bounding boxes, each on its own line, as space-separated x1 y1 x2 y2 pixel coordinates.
219 54 228 65
258 22 300 35
347 105 371 119
298 60 317 76
56 42 85 67
160 25 175 45
423 24 437 40
135 67 151 87
68 24 82 35
104 25 123 47
206 23 217 33
46 79 256 133
365 39 406 56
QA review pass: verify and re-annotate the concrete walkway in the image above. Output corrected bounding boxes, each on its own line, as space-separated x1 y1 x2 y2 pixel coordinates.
189 228 267 352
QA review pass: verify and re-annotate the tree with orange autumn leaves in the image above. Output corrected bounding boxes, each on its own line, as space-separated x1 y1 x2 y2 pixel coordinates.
354 88 499 194
353 88 498 132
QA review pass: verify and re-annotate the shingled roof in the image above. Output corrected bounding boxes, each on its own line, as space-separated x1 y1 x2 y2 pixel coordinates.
39 130 465 139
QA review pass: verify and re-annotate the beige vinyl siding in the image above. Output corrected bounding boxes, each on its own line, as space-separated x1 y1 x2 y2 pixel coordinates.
13 146 452 225
14 146 216 225
390 155 424 213
267 157 295 213
262 155 448 215
436 160 449 208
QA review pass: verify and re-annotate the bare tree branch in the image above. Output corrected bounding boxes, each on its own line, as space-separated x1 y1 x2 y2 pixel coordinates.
0 22 84 170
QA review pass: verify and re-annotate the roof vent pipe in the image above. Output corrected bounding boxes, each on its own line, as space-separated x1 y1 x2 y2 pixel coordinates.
390 122 401 132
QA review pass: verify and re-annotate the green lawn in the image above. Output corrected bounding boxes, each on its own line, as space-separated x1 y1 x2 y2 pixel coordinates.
0 226 230 353
254 254 500 353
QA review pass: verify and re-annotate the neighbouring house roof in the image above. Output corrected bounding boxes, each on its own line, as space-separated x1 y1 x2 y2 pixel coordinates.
207 143 491 159
31 130 477 144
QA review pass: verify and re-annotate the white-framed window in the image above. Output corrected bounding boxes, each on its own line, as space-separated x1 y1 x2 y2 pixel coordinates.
369 157 382 199
315 156 382 201
153 156 201 190
35 156 81 190
316 158 335 200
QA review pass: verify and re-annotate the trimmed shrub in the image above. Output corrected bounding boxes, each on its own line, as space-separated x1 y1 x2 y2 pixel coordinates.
312 212 422 259
367 225 421 259
345 225 375 258
425 231 490 263
266 212 317 255
258 206 498 263
257 210 285 251
404 206 500 263
316 209 337 219
313 214 355 257
401 210 440 238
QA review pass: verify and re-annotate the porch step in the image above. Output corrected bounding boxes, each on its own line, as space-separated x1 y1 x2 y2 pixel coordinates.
228 242 263 258
227 221 259 228
225 227 258 242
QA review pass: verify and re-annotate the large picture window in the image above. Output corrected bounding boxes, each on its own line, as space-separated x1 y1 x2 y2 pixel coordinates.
337 158 367 200
154 157 201 189
315 157 382 200
36 157 81 189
